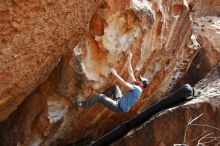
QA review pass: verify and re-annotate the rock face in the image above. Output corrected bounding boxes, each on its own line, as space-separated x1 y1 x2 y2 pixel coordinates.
0 0 219 146
189 0 220 17
0 0 102 122
113 62 220 146
175 15 220 87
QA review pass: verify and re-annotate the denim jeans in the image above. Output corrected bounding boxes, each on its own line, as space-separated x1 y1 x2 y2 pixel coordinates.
80 85 123 112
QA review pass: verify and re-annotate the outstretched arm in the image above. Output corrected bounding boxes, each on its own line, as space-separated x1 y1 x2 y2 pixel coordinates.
111 68 134 90
127 52 136 83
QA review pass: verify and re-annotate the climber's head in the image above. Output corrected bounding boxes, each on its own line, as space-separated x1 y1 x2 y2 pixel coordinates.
135 76 149 88
139 76 149 88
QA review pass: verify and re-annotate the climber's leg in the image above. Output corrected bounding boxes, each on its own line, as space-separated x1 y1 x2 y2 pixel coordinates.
75 94 122 112
103 85 122 99
75 94 100 108
98 94 122 112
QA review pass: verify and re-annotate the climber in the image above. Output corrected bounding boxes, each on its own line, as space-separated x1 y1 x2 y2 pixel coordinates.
75 52 149 112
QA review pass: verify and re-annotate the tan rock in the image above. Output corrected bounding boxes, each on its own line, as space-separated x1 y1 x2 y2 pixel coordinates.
189 0 220 17
176 15 220 87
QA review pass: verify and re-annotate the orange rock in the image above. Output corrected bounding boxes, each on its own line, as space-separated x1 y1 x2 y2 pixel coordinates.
0 0 102 122
0 0 219 145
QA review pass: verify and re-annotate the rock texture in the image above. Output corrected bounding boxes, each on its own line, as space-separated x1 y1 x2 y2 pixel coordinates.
113 62 220 146
175 15 220 87
189 0 220 17
0 0 102 122
0 0 219 146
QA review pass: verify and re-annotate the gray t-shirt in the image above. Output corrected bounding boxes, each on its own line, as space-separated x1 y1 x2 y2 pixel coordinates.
118 85 142 112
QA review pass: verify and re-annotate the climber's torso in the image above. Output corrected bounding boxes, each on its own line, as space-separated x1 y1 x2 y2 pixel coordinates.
118 85 142 112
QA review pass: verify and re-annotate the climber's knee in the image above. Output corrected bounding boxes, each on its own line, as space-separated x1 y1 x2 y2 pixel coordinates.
97 93 106 100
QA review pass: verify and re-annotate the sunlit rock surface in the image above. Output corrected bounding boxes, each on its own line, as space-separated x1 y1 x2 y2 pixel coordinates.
0 0 102 122
113 62 220 146
0 0 219 146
